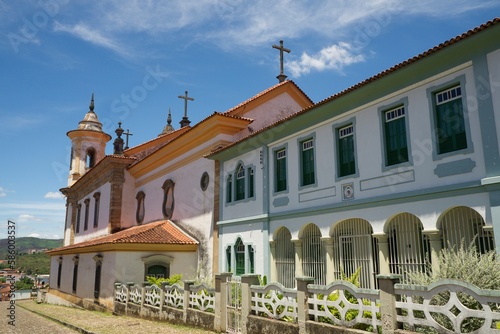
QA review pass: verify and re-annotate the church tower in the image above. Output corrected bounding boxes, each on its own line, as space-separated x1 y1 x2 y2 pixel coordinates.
67 94 111 186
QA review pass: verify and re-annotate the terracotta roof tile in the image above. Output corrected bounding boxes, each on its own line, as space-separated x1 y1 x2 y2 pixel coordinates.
47 220 198 253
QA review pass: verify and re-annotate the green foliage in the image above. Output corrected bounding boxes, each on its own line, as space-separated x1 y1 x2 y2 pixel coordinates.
406 241 500 333
146 274 182 286
15 276 34 290
16 252 51 275
0 237 63 260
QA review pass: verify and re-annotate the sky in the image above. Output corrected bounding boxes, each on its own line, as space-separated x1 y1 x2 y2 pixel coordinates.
0 1 499 240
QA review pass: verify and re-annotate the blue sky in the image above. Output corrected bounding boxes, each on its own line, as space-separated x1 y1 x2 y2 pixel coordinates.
0 1 499 240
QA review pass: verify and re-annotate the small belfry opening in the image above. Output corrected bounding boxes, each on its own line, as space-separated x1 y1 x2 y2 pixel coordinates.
86 148 96 168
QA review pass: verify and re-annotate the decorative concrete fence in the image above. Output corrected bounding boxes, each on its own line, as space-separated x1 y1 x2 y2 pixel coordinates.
113 274 500 334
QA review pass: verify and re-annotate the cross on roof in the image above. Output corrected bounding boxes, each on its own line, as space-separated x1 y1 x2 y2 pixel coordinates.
124 129 133 150
178 90 194 118
272 40 291 82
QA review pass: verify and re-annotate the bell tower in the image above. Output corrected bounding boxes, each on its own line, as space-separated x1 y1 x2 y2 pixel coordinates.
67 94 112 186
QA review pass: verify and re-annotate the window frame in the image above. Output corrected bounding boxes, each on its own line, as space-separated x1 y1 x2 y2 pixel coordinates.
93 192 100 228
83 198 90 231
273 145 288 193
136 191 145 225
334 118 359 181
297 134 317 189
379 97 413 171
426 74 473 160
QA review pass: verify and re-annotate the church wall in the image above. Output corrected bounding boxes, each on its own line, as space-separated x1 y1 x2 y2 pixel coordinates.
114 250 198 283
63 203 73 246
120 170 136 229
235 93 305 138
73 182 111 244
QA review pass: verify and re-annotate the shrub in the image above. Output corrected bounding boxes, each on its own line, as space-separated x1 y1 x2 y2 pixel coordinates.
146 274 182 286
406 241 500 333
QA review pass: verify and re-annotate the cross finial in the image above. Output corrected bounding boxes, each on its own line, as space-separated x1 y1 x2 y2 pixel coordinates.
124 129 133 150
89 93 95 112
272 40 291 82
178 90 194 128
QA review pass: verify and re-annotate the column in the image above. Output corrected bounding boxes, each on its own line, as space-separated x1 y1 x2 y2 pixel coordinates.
377 274 401 334
296 276 315 334
373 233 390 275
321 236 335 284
423 229 442 273
241 274 260 334
214 272 232 332
269 241 277 283
292 239 303 278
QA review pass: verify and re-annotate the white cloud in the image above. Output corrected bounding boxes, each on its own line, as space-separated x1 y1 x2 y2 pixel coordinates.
18 214 42 222
28 233 40 238
0 187 6 197
53 21 130 57
287 42 365 77
44 191 63 199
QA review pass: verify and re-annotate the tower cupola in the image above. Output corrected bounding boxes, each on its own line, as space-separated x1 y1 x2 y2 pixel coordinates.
67 94 112 186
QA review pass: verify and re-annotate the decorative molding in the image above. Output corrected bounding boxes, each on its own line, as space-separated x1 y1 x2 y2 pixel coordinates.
299 186 336 203
273 196 289 207
360 170 415 191
434 158 476 177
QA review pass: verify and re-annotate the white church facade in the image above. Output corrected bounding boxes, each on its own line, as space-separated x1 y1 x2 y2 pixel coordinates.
208 18 500 289
47 81 313 309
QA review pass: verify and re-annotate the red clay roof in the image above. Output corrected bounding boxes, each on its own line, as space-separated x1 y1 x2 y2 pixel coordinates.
47 220 198 254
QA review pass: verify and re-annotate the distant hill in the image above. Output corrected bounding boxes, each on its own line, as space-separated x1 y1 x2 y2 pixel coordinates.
0 237 63 260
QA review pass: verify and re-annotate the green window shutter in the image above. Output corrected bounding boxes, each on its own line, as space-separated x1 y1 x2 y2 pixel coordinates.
385 107 408 166
301 140 314 186
435 86 467 154
248 168 254 198
235 239 245 276
338 125 355 177
275 149 287 192
227 176 232 203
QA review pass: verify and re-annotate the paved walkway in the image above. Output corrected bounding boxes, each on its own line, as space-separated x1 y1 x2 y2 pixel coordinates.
0 301 79 334
2 300 216 334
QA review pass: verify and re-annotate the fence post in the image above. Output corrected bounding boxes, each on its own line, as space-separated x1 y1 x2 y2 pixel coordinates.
377 274 401 334
214 272 233 333
141 282 150 315
183 280 195 323
296 276 314 334
159 282 167 314
241 274 260 334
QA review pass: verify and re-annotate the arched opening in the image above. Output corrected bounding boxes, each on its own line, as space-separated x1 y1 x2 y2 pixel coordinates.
440 206 494 254
274 227 295 288
86 148 96 169
331 218 377 289
301 224 325 285
386 213 428 283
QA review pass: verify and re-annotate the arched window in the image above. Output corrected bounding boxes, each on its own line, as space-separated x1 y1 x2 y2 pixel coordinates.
275 227 295 288
56 257 63 288
162 179 175 219
235 164 245 201
93 255 103 299
302 224 325 285
136 191 145 224
93 192 100 228
235 238 245 276
72 256 79 293
387 213 428 283
331 218 377 289
86 148 96 169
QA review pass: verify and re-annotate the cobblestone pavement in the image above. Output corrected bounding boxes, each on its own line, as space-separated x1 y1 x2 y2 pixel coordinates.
0 301 79 334
10 300 216 334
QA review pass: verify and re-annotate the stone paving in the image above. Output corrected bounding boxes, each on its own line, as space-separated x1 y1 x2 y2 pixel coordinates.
0 301 79 334
1 300 216 334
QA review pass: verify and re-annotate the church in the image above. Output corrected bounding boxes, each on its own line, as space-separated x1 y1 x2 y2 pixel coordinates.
46 66 313 308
